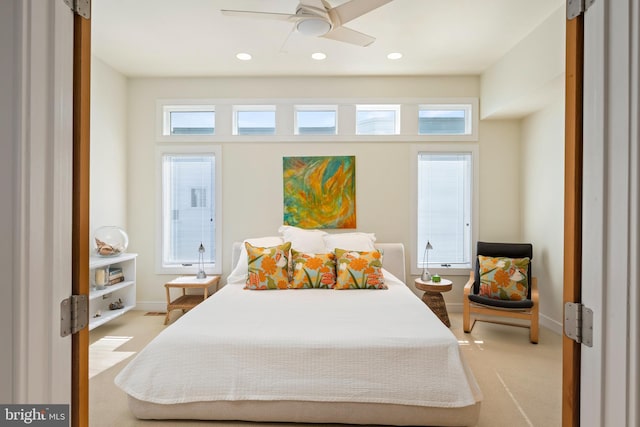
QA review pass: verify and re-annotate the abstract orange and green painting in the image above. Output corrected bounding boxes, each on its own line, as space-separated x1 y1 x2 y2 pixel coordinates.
283 156 356 229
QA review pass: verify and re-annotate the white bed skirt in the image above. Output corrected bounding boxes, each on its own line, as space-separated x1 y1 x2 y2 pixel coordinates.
128 397 481 426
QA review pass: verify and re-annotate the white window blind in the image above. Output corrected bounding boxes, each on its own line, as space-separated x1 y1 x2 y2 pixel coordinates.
161 154 216 268
417 152 472 268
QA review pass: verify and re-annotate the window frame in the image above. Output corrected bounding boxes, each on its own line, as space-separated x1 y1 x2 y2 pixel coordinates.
155 144 223 275
410 143 479 276
157 97 478 142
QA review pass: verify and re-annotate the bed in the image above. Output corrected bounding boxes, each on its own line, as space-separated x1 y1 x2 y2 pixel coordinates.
115 242 482 426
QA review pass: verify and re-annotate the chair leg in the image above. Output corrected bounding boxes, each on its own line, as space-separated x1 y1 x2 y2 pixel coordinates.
530 304 539 344
463 300 473 333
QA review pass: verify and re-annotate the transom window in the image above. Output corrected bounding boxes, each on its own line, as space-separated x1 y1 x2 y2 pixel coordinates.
418 104 472 135
233 105 276 135
295 105 337 135
162 105 215 135
157 98 477 141
356 104 400 135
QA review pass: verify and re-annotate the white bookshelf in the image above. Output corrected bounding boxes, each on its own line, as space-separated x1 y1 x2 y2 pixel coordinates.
89 252 137 330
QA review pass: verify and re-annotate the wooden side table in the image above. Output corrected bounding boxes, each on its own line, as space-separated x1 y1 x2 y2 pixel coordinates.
415 278 453 327
164 275 220 324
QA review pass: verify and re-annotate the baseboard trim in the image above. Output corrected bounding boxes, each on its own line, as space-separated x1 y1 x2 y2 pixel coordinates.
540 313 563 335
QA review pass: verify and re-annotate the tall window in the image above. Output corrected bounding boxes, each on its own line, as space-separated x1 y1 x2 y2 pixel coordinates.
158 147 222 274
416 151 473 270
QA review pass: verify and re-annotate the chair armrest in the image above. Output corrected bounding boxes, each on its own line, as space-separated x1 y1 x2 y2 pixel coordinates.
464 271 474 297
530 276 539 304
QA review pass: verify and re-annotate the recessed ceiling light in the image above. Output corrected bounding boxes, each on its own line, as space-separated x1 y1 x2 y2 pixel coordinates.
387 52 403 60
311 52 327 60
236 53 252 61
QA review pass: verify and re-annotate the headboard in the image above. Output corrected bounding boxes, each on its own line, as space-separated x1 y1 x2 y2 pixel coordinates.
231 242 406 284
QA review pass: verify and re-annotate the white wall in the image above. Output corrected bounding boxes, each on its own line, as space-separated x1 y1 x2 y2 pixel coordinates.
90 57 128 241
481 5 565 119
120 75 523 309
521 94 565 332
478 2 565 331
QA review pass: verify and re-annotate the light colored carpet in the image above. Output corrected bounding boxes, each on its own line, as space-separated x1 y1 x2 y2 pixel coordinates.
89 310 561 427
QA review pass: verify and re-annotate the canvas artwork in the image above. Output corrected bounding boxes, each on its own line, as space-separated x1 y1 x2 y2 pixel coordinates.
283 156 356 229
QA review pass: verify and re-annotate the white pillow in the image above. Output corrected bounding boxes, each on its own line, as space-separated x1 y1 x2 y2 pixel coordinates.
278 225 327 253
323 232 377 252
226 236 284 284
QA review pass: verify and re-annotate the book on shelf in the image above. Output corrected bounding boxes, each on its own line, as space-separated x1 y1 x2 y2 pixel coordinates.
108 276 125 285
108 267 122 276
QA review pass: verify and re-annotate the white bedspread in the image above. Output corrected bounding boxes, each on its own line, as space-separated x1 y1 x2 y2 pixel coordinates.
115 271 481 408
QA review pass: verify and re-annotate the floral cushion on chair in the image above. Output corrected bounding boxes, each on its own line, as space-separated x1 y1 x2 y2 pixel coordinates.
244 242 291 290
478 255 530 301
289 250 336 289
334 248 386 289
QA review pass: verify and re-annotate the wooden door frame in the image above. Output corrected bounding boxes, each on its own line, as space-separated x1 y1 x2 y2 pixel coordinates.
563 13 583 427
69 7 584 427
71 13 91 427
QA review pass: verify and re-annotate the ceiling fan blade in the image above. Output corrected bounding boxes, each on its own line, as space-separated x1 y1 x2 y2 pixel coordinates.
322 26 375 47
298 0 326 10
220 9 296 22
329 0 393 25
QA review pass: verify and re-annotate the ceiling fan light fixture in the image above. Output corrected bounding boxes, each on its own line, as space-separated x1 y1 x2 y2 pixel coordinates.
296 17 331 37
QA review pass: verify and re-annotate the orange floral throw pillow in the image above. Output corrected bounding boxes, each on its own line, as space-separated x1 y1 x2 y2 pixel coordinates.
289 250 336 289
478 256 530 301
244 241 291 290
334 249 386 290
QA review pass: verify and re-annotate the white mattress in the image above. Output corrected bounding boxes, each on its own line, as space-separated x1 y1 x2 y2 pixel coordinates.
115 270 481 409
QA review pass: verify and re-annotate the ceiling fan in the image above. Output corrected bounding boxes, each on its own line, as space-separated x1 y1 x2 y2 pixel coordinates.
221 0 393 47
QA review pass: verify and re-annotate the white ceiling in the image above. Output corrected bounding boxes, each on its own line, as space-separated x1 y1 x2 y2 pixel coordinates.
92 0 564 78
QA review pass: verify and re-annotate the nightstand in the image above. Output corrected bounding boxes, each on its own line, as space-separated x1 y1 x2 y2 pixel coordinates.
164 275 220 324
415 277 453 327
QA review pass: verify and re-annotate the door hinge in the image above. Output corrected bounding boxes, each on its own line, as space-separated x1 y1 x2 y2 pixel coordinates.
567 0 596 20
63 0 91 19
60 294 88 337
564 302 593 347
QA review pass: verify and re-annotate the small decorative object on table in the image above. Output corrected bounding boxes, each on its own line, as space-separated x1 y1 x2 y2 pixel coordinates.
432 274 441 283
93 226 129 257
